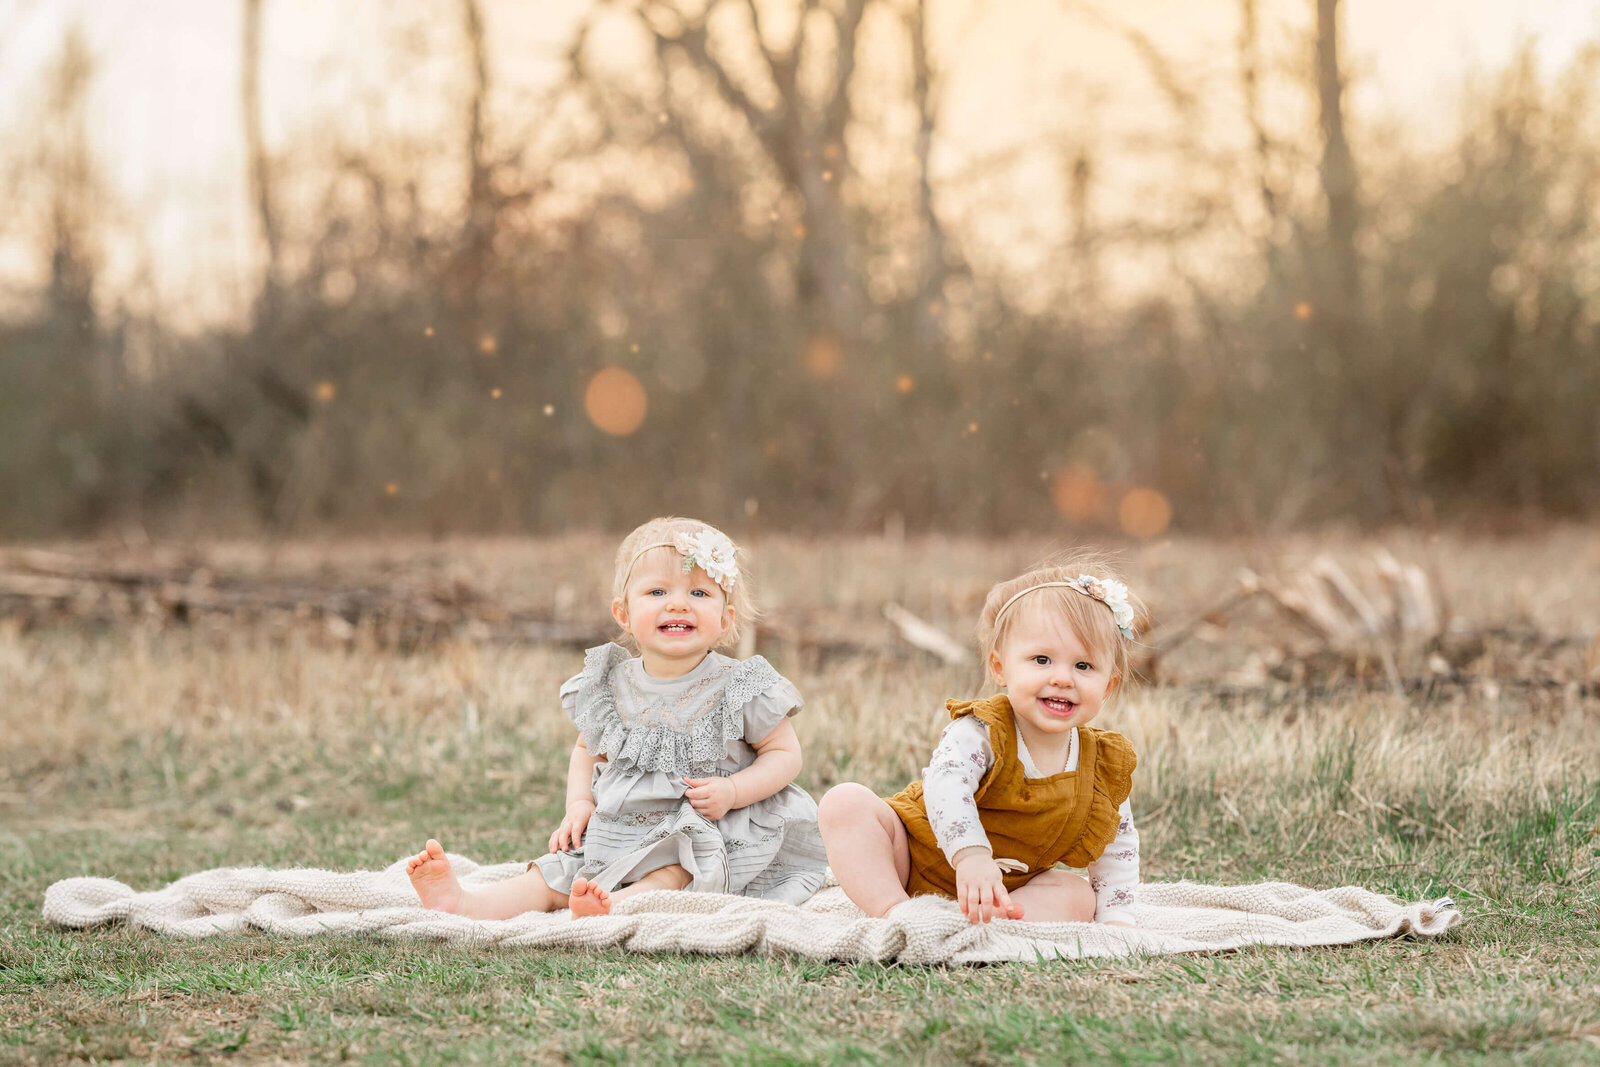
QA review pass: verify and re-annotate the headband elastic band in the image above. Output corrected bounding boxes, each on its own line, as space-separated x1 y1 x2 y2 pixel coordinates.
994 576 1136 638
619 530 739 594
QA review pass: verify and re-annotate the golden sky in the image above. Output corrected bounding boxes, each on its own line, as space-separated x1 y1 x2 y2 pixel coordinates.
1 0 1595 327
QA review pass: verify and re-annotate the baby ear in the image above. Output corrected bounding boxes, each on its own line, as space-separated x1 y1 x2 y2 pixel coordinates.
987 650 1006 687
610 597 629 629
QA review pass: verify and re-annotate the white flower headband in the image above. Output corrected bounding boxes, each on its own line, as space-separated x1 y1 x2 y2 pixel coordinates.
995 574 1136 638
622 528 740 593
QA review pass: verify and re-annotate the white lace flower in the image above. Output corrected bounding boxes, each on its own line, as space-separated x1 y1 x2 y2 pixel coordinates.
1075 574 1135 637
672 529 739 590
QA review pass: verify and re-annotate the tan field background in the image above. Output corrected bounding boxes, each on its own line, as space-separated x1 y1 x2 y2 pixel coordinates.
3 530 1598 1062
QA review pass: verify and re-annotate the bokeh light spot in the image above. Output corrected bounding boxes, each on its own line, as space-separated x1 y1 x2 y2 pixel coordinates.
1119 487 1173 539
314 381 337 402
1049 463 1109 523
584 367 649 436
490 387 502 399
543 404 555 416
479 334 498 354
384 482 400 496
1294 301 1313 320
896 374 915 394
803 336 842 380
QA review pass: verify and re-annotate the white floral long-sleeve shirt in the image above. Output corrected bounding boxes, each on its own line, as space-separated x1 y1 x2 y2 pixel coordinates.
921 715 1140 923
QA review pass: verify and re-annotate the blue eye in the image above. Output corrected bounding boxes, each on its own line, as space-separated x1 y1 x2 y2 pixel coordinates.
648 589 665 596
691 589 708 597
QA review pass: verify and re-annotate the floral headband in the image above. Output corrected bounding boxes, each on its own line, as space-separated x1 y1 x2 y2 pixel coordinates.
995 575 1136 638
622 528 739 593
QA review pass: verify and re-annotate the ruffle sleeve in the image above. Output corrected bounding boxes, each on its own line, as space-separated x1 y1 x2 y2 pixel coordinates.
565 643 630 732
739 672 802 744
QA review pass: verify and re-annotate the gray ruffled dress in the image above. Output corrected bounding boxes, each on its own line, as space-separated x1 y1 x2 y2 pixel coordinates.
530 644 828 904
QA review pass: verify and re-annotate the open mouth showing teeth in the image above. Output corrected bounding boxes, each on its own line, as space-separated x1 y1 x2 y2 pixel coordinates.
1040 698 1074 715
659 623 694 632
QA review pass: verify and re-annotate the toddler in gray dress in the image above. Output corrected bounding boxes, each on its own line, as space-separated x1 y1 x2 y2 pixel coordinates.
407 517 828 918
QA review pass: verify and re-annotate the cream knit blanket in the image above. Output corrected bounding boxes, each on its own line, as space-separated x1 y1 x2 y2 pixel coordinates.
43 854 1460 964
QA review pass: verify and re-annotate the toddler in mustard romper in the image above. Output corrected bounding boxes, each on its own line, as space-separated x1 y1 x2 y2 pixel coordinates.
820 553 1144 925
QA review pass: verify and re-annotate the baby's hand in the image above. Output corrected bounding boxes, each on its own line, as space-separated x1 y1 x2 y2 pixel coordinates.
549 799 596 853
683 776 737 820
954 850 1015 925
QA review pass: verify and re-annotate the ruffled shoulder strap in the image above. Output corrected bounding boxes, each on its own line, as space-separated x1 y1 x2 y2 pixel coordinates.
945 694 1012 729
1083 728 1136 795
1059 727 1137 867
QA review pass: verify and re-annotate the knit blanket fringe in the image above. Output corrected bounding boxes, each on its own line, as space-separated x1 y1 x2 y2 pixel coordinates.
42 854 1461 964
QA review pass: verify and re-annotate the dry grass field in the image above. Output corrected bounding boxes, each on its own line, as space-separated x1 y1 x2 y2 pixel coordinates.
3 530 1599 1064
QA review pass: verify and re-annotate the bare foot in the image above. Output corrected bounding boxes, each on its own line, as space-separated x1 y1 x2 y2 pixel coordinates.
567 877 611 918
407 839 463 913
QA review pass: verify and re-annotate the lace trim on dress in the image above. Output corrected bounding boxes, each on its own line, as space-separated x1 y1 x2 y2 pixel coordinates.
571 644 788 777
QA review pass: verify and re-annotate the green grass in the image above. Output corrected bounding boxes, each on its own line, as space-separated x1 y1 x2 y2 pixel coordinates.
4 622 1600 1064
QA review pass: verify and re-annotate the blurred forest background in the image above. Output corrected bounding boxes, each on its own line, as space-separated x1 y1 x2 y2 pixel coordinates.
2 0 1598 540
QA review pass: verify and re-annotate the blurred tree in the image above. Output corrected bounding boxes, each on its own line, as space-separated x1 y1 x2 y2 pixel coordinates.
613 0 870 346
3 0 1598 538
242 0 281 326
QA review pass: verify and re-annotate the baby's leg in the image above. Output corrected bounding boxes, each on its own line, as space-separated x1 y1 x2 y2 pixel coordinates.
407 839 568 919
569 863 690 918
1008 868 1095 923
817 783 912 918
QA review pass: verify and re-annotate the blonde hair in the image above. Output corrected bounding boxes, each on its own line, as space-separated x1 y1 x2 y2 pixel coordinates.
610 516 758 652
976 549 1147 691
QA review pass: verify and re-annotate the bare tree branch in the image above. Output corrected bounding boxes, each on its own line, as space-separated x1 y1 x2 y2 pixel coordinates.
820 0 869 150
1237 0 1282 242
905 0 954 342
637 4 783 164
241 0 281 319
1315 0 1360 310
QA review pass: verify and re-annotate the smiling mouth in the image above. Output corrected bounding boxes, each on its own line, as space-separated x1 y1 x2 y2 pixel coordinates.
658 622 696 634
1039 697 1075 716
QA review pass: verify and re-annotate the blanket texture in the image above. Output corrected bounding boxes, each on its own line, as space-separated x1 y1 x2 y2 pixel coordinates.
43 854 1460 964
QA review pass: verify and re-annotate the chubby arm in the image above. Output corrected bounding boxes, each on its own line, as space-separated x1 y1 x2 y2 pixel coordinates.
924 715 997 863
685 719 802 820
924 715 1016 923
548 738 606 852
